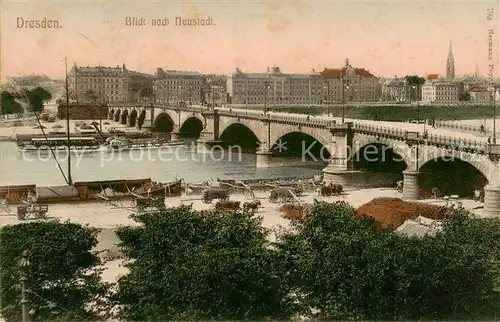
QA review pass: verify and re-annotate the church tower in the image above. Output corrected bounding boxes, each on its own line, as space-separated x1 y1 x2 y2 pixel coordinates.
446 41 455 79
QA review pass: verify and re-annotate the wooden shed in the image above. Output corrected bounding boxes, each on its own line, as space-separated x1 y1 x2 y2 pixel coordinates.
35 186 80 203
0 184 36 204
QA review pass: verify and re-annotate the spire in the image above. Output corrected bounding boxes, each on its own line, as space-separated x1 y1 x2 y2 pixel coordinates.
447 41 454 62
446 40 455 79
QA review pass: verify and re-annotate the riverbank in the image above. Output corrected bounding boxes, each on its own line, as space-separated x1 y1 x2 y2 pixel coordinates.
0 187 489 284
279 105 496 122
0 118 130 141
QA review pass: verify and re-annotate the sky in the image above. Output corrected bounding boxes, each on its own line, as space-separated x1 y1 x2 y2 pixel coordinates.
1 0 499 80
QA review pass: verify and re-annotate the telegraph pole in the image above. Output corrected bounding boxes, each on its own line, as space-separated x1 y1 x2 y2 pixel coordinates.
64 57 72 186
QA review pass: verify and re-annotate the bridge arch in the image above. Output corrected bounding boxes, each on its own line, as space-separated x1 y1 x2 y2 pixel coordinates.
113 109 121 122
418 153 490 198
128 109 138 127
218 118 265 143
137 110 146 129
418 147 492 179
269 126 332 154
180 116 204 139
153 112 175 133
270 129 331 161
219 123 261 151
416 146 494 197
120 109 129 125
179 112 205 129
350 136 411 174
352 136 412 168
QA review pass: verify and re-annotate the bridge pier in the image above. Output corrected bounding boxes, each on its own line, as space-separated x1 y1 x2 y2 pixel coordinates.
255 149 273 168
196 130 216 153
483 185 500 216
127 116 136 127
402 170 419 200
170 132 180 141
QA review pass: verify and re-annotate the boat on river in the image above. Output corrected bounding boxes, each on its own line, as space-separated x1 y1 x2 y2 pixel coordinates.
102 137 185 152
19 137 101 152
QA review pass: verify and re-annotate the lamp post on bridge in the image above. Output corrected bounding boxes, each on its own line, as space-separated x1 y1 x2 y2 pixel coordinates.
324 82 331 117
491 86 498 144
264 82 271 151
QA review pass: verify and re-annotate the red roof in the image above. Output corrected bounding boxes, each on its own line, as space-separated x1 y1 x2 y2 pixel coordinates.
427 74 439 80
469 87 489 92
321 67 377 79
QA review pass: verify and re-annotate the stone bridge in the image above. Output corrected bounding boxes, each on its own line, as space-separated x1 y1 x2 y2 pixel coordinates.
108 103 500 215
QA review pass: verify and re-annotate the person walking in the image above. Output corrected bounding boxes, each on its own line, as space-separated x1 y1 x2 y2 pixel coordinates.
481 124 485 135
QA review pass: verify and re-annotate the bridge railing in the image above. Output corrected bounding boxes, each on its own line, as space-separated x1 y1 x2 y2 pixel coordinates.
352 122 489 152
435 120 492 135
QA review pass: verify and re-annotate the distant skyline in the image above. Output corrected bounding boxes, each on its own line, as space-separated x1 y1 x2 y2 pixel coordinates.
1 0 498 80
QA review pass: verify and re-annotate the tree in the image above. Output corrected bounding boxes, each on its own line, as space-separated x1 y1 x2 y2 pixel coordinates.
114 205 296 320
139 86 154 102
405 75 426 101
459 91 471 101
405 75 426 86
84 89 98 104
276 201 500 320
0 91 23 114
0 221 112 321
21 86 52 113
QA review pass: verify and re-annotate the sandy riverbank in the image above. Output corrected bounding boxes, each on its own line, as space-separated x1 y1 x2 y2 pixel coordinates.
0 188 488 283
0 118 131 140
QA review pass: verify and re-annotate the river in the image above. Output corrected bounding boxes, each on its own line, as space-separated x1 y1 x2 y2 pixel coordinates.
0 140 323 186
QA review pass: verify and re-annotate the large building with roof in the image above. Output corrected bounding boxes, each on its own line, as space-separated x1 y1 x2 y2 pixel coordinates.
380 77 408 102
320 59 381 103
227 66 324 105
153 68 205 105
68 64 153 104
421 79 460 104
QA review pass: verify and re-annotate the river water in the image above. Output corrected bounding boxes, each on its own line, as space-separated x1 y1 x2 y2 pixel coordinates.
0 140 323 186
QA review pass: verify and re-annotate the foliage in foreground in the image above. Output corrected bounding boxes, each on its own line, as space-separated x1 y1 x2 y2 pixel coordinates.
0 221 111 321
2 202 500 321
114 205 296 321
276 201 500 320
1 91 24 114
20 86 52 113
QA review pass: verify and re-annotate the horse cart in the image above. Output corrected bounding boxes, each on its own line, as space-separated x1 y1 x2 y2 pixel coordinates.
473 189 485 203
135 197 166 213
17 204 48 220
268 188 296 203
202 188 230 204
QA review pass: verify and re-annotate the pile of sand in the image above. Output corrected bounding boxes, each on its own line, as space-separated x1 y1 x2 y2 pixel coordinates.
356 197 447 229
279 204 306 220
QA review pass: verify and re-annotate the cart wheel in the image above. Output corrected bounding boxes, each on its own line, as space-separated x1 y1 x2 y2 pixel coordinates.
17 213 26 220
268 197 277 203
202 198 211 204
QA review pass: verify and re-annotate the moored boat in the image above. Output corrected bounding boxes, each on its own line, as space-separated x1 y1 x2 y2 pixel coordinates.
133 179 184 197
19 136 101 152
103 138 185 152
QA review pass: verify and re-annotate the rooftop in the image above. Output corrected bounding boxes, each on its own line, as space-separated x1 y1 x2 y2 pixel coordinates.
320 67 377 79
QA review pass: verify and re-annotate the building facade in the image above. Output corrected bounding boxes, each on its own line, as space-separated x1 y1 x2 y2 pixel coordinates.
227 66 324 105
153 68 204 105
469 87 491 103
68 64 153 104
421 80 460 104
381 77 408 102
321 59 381 103
203 74 228 106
